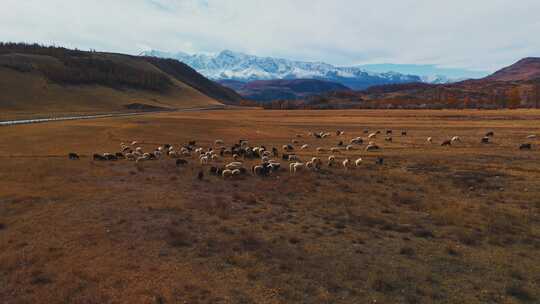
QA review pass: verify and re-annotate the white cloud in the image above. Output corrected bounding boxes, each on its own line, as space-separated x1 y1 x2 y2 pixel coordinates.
1 0 539 72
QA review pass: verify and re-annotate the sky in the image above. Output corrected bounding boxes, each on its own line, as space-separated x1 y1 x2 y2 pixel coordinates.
1 0 539 77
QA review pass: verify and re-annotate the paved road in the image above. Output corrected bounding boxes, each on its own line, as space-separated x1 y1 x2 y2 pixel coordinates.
0 105 225 127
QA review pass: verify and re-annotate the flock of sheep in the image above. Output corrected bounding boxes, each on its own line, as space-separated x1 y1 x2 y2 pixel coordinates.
69 128 536 179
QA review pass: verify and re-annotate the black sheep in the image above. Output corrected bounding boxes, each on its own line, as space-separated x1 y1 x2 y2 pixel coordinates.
68 153 80 160
519 143 532 150
93 154 106 161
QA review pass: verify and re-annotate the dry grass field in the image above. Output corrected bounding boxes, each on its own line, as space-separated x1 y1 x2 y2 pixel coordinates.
1 109 540 304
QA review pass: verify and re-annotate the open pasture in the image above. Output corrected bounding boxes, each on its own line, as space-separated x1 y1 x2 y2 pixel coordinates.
1 109 540 303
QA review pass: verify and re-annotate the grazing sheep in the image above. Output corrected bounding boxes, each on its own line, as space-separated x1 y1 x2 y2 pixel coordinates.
328 155 336 167
188 141 196 146
292 139 300 144
233 154 240 161
355 158 363 167
451 136 461 143
200 156 209 165
336 130 345 136
321 133 331 138
222 169 233 178
316 147 325 153
337 141 344 146
131 141 138 146
103 153 118 161
68 153 80 160
342 158 351 170
288 154 300 161
252 165 265 176
301 144 309 150
519 143 532 150
485 131 494 137
481 137 490 144
289 162 304 175
211 154 220 161
135 156 147 163
441 140 452 146
215 139 224 145
386 130 392 135
126 153 136 161
283 144 294 152
350 137 364 145
296 134 303 138
527 134 537 139
122 147 133 153
368 132 377 139
176 159 188 166
385 137 392 142
366 144 380 152
346 145 354 151
330 147 341 153
261 156 270 163
226 162 243 170
231 169 242 177
363 129 369 134
427 137 433 144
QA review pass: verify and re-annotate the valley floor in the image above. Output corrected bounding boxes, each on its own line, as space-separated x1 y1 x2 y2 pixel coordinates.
1 109 540 303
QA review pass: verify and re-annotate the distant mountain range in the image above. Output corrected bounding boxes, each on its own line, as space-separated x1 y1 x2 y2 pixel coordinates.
261 57 540 109
140 50 467 90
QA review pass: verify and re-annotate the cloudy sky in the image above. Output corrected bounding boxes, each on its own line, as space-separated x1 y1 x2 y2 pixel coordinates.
2 0 539 76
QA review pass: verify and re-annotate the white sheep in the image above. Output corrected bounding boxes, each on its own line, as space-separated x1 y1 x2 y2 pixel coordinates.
330 147 341 153
328 155 336 166
316 147 325 153
226 162 243 170
342 158 351 170
366 144 380 151
233 154 240 161
527 134 537 139
350 137 364 145
355 158 363 167
222 169 233 178
232 169 241 177
368 132 377 139
200 156 209 165
451 136 461 143
126 153 136 161
301 144 309 150
346 145 354 151
288 155 300 161
427 137 433 144
215 139 224 145
289 162 304 175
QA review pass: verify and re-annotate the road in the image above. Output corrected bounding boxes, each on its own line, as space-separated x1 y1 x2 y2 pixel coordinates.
0 105 226 127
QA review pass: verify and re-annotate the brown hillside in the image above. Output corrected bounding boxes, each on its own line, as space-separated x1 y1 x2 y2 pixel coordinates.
0 44 246 120
485 57 540 81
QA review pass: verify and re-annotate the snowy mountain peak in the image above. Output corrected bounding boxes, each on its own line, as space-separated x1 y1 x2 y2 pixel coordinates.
140 49 430 89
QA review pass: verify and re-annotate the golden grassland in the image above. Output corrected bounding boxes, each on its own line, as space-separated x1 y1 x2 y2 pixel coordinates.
1 109 540 304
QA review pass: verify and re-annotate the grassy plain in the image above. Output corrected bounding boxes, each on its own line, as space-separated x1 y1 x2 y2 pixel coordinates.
1 109 540 303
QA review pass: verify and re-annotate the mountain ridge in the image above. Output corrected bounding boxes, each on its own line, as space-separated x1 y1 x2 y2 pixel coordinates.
141 49 428 89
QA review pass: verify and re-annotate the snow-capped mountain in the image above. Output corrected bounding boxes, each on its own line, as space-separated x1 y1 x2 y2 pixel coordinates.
140 50 424 90
420 75 466 84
